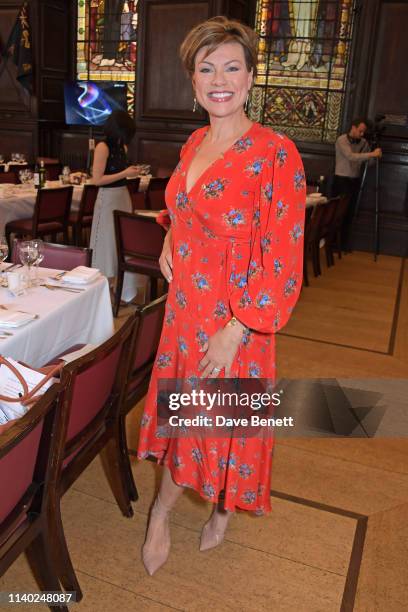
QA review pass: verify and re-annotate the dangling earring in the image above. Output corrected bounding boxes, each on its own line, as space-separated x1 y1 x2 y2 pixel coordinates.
193 97 198 112
244 93 250 114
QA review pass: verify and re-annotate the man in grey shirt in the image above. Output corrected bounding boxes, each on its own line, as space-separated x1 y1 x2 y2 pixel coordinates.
333 118 382 249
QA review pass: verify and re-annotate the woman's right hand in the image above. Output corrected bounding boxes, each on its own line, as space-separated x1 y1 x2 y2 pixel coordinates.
124 165 141 178
159 231 173 282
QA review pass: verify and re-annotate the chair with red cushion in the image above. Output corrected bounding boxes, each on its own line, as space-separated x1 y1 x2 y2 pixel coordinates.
5 186 73 250
113 210 166 316
45 315 136 598
147 189 166 211
68 184 98 246
0 383 70 610
126 177 141 210
0 172 18 184
12 240 92 270
146 176 169 211
128 191 147 213
120 295 167 500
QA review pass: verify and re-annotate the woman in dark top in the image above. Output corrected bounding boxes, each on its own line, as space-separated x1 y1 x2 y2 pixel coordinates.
90 110 139 281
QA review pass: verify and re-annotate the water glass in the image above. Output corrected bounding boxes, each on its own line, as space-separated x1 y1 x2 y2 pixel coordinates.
18 241 38 288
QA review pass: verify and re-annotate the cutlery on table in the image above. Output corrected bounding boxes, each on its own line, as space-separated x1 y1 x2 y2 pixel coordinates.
42 284 84 293
52 271 67 280
0 305 39 318
2 263 22 272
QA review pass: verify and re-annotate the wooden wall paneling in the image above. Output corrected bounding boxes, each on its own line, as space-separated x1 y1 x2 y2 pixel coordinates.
367 1 408 140
0 127 36 160
136 0 210 122
133 132 190 175
37 0 70 122
349 0 408 256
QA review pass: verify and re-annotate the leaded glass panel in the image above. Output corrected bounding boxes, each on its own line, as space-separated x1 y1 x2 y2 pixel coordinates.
76 1 138 114
250 0 355 142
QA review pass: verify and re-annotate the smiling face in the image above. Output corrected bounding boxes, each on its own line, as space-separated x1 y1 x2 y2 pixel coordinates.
192 42 253 120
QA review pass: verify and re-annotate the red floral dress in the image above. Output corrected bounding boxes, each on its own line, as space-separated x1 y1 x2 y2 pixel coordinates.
137 122 305 514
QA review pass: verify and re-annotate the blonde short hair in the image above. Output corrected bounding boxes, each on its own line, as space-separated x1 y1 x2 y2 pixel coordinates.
180 16 258 76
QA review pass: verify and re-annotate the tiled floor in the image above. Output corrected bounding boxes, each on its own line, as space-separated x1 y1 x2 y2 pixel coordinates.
1 251 407 611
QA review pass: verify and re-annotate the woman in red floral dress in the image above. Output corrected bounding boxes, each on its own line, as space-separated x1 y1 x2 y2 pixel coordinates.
138 16 305 575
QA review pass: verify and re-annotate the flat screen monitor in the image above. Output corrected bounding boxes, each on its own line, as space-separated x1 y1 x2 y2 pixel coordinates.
64 81 127 126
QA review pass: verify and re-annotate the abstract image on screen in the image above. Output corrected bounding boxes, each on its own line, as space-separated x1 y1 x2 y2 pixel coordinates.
64 81 127 126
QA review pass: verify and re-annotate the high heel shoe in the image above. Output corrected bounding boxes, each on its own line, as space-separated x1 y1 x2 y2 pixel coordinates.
142 495 171 576
199 508 232 552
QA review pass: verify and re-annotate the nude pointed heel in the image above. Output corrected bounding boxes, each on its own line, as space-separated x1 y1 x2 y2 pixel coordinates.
199 508 232 552
199 520 226 551
142 495 171 576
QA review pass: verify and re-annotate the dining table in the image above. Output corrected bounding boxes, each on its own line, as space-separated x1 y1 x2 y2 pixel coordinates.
0 175 153 238
0 264 114 368
0 181 84 237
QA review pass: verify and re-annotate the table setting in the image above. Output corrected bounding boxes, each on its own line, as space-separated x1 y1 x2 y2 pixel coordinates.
0 153 29 174
0 238 113 367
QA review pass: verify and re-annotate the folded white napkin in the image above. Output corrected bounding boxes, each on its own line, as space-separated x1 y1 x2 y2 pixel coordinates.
62 266 100 284
0 310 37 327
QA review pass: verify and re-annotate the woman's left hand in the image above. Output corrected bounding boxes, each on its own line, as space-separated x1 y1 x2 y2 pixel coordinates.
199 323 244 378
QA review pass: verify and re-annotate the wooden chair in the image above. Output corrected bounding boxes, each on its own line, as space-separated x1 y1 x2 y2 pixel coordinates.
315 197 339 273
11 240 92 270
68 184 98 246
120 295 167 500
126 177 141 211
303 203 326 278
302 206 314 287
147 189 166 211
128 190 146 213
5 186 73 251
45 315 136 599
325 194 351 264
0 384 70 611
0 172 18 184
146 177 169 211
113 210 166 316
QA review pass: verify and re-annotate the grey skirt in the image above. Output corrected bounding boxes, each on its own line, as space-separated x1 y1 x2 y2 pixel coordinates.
89 185 131 278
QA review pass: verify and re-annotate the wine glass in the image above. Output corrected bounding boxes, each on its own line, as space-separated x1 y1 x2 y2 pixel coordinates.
0 236 9 283
18 241 38 288
30 239 44 286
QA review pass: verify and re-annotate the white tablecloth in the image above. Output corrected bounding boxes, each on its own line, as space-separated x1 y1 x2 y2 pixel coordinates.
0 266 114 367
0 182 83 236
0 161 28 173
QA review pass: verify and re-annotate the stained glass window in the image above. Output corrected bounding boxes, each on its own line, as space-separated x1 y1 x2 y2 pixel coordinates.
76 1 138 115
250 1 355 142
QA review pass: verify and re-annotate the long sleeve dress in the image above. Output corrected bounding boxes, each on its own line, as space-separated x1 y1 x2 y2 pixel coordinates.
137 122 306 515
